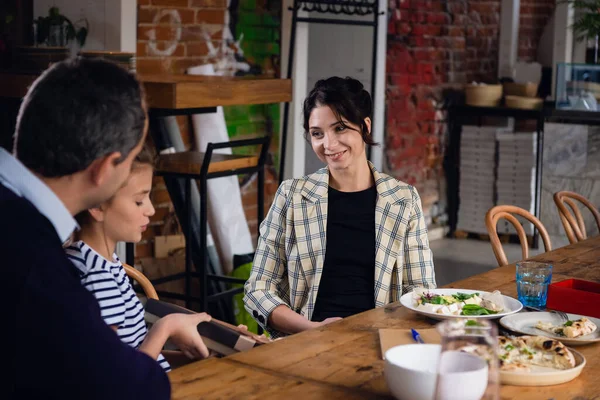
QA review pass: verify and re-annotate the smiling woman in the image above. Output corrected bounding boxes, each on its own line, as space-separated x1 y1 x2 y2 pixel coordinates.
244 77 437 338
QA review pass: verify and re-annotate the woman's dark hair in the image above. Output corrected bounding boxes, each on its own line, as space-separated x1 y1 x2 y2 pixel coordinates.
14 57 147 177
302 76 377 145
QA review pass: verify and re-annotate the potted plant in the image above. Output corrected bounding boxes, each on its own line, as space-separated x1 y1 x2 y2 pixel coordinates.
565 0 600 63
34 6 88 48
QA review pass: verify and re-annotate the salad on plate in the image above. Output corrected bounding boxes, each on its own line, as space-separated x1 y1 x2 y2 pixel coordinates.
413 288 506 316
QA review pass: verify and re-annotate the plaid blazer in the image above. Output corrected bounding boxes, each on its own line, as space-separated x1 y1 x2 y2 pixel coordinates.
243 163 436 338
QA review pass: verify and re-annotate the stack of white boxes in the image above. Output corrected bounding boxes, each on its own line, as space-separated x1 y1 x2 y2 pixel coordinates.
457 126 502 234
495 131 538 235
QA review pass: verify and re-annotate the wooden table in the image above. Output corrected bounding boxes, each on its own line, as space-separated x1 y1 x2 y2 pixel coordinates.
169 236 600 400
140 74 291 110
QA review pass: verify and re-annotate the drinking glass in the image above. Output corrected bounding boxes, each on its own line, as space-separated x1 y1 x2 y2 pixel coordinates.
48 24 66 47
516 261 553 308
434 319 500 400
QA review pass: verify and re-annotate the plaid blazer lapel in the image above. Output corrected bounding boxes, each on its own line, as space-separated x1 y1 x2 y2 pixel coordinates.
370 163 412 307
294 169 329 318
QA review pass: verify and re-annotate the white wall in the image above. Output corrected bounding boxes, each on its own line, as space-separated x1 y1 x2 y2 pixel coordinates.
281 0 309 180
34 0 136 51
551 0 574 99
497 0 520 79
305 13 374 174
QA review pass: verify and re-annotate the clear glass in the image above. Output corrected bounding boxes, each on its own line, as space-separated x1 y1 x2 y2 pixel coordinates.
434 319 499 400
555 62 600 111
48 24 66 47
516 261 552 308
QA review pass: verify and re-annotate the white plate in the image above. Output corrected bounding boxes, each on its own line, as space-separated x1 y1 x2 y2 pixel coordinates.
500 347 586 386
499 312 600 346
400 289 523 320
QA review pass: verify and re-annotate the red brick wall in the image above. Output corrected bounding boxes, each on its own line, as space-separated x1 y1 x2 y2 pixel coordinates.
385 0 554 218
518 0 555 62
135 0 278 258
385 0 501 216
137 0 226 75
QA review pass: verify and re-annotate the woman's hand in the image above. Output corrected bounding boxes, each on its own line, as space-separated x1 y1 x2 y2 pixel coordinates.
269 305 344 334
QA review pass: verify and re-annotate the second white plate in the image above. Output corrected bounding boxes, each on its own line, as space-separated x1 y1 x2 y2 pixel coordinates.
500 347 586 386
499 312 600 346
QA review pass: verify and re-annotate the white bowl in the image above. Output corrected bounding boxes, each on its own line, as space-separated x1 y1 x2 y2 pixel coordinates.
384 345 489 400
384 344 440 400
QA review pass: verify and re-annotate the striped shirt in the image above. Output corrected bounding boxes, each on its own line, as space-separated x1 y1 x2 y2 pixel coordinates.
66 241 171 372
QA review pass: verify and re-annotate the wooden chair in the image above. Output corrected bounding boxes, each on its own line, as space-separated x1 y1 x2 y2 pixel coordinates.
123 263 159 300
122 264 196 368
485 205 552 267
553 191 600 244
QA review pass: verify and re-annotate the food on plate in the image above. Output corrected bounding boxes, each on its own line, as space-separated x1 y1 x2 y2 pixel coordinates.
536 317 597 338
412 288 505 316
497 335 576 371
460 335 576 372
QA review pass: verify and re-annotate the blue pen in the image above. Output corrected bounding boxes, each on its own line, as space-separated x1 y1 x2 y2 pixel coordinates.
411 328 425 344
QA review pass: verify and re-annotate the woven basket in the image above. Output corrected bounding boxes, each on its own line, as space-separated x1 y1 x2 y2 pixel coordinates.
465 84 503 107
503 82 539 98
505 95 543 110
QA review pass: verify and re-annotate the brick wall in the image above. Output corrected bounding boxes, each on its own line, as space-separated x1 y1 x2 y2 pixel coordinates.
135 0 280 259
385 0 554 220
518 0 555 62
386 0 502 218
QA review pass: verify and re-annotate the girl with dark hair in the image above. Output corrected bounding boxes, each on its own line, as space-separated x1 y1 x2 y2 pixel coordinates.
244 77 436 338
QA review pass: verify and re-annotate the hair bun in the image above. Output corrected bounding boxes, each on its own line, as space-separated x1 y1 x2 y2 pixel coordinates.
345 76 364 93
302 75 377 146
359 89 372 115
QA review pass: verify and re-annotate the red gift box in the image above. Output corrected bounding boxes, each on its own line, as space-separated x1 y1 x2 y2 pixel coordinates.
546 279 600 318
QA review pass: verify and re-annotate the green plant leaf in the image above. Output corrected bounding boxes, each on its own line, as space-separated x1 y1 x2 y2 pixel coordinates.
65 23 76 41
49 7 60 18
430 296 449 305
559 0 600 40
76 27 88 47
35 16 50 45
452 292 478 301
460 304 498 316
